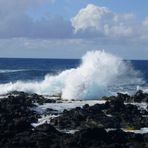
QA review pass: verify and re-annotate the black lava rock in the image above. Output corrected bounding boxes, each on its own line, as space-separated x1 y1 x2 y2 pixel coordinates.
0 91 148 148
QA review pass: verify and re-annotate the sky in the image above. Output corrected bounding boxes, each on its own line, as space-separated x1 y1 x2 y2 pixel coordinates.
0 0 148 59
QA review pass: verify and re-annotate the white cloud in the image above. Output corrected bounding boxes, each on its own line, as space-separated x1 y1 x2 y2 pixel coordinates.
0 2 148 60
104 24 132 37
71 4 111 33
140 18 148 40
143 18 148 26
71 4 133 37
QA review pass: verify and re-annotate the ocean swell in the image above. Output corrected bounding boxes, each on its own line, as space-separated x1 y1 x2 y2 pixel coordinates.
0 50 144 100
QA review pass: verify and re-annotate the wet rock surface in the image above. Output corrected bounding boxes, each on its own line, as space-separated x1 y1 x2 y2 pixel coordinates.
51 92 148 130
0 91 148 148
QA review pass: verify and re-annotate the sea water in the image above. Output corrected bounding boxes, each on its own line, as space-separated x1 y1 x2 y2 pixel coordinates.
0 50 147 100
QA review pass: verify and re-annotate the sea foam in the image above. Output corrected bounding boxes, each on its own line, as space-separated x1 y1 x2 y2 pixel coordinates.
0 50 144 100
0 69 29 73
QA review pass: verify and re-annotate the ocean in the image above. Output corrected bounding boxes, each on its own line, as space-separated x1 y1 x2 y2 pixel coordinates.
0 58 80 84
0 51 148 99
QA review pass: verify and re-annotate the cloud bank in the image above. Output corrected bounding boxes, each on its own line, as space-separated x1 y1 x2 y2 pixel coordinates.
0 2 147 40
0 0 72 38
0 2 148 59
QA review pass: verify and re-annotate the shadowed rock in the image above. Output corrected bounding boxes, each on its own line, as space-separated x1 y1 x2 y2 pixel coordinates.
0 91 148 148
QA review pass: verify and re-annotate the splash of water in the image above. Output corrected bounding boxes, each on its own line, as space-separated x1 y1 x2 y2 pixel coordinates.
0 50 144 100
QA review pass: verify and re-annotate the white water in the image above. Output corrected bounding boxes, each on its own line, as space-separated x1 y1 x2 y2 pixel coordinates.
0 69 29 73
33 100 105 114
0 50 144 100
31 100 106 128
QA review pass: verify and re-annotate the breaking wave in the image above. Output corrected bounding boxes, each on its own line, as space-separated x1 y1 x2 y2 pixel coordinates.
0 50 145 100
0 69 29 73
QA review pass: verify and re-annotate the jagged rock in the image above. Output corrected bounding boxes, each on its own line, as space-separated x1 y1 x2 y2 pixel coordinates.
0 91 148 148
35 123 60 133
51 95 148 130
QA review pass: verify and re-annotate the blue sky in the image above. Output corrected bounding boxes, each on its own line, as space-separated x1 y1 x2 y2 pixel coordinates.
29 0 148 19
0 0 148 59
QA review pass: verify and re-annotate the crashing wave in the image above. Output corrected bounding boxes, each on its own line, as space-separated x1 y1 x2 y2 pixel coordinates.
0 50 145 100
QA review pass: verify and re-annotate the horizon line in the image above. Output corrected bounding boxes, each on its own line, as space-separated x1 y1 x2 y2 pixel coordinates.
0 56 147 61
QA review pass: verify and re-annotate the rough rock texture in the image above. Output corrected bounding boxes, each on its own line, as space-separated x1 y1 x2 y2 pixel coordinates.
51 93 148 130
0 91 148 148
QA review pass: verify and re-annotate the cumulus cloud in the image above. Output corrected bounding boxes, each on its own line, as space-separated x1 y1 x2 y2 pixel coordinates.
71 4 111 33
0 2 148 59
0 1 148 43
71 4 134 37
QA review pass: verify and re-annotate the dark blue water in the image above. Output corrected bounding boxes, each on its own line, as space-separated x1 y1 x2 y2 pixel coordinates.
0 58 80 84
0 58 147 87
0 58 148 96
130 60 148 85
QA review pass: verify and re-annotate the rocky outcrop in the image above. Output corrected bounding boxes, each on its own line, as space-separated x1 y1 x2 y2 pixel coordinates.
0 91 148 148
51 95 148 130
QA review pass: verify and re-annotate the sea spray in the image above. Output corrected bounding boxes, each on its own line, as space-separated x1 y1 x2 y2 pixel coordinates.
0 50 144 99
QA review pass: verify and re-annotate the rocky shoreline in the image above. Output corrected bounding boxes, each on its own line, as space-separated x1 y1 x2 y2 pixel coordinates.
0 91 148 148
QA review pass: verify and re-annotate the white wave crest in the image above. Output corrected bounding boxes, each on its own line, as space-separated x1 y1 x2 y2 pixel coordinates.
0 50 144 100
0 69 29 73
